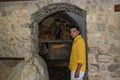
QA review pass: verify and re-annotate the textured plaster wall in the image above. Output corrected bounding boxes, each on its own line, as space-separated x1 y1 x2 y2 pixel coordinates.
0 0 120 80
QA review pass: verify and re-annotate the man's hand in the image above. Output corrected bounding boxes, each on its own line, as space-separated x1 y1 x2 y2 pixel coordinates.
75 70 80 78
74 63 82 78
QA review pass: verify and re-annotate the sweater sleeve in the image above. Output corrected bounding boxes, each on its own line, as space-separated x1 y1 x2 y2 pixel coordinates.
77 38 86 64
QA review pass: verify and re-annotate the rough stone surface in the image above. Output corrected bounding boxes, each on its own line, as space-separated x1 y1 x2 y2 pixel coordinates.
0 0 120 80
7 56 49 80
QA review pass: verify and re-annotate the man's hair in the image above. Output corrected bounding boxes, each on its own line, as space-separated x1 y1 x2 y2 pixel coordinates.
70 26 81 34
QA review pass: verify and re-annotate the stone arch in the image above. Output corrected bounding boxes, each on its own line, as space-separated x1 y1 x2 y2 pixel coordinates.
31 3 86 23
31 2 87 54
31 2 87 80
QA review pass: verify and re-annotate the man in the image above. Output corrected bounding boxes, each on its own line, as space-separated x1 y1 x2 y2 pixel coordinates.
69 26 86 80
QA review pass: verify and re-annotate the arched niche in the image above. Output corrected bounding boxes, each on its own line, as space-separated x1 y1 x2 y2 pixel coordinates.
31 3 87 80
31 3 87 54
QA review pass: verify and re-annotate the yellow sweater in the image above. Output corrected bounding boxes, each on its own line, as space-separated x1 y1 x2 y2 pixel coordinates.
69 35 86 71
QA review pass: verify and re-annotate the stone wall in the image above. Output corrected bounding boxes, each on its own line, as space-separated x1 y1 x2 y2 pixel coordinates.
0 1 49 80
84 0 120 80
0 1 37 58
0 0 120 80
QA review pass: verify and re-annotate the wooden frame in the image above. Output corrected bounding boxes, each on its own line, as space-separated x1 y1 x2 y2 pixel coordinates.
114 4 120 12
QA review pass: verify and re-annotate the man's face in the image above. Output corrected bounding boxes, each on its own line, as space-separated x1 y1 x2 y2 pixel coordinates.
70 28 80 39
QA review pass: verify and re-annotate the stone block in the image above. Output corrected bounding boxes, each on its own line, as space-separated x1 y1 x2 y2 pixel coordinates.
96 23 106 31
88 53 97 64
99 64 107 71
89 64 99 72
110 72 120 78
88 47 99 54
52 0 70 3
109 44 120 55
88 73 103 80
114 56 120 63
108 64 120 72
97 54 111 62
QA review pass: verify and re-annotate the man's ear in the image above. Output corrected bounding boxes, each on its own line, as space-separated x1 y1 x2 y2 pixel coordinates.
78 31 80 34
